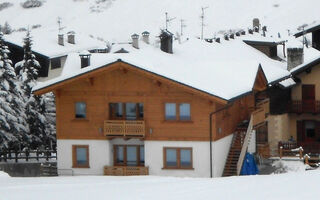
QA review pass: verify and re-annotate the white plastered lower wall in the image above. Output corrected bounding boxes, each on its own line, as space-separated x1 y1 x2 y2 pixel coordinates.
145 134 233 178
57 135 232 177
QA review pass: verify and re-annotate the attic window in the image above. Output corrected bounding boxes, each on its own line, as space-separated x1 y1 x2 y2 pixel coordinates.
51 57 61 69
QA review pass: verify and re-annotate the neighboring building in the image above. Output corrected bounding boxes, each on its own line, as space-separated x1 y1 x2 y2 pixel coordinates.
33 33 290 177
4 29 106 81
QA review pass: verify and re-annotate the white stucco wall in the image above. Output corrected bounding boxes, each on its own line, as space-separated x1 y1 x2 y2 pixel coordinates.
57 139 112 176
145 135 233 178
57 135 233 177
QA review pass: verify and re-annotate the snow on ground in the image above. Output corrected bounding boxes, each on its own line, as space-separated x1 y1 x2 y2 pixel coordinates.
0 169 319 200
1 0 320 42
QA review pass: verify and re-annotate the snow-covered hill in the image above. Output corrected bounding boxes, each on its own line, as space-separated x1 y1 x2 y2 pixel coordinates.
0 0 320 42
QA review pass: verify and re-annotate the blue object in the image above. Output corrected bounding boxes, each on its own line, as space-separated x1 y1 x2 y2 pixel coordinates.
240 153 259 175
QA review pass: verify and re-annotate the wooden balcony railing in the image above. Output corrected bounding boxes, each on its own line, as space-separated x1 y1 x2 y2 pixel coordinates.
104 166 149 176
104 120 145 138
288 100 320 114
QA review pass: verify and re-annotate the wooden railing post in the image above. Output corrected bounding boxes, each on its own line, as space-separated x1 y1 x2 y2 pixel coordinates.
305 155 309 165
299 147 303 159
279 146 283 159
25 148 29 162
3 149 7 162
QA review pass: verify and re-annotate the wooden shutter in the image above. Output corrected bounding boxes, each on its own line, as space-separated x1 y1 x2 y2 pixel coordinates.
302 85 315 101
297 121 304 142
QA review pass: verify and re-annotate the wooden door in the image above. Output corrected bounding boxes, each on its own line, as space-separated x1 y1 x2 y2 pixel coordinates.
302 85 315 112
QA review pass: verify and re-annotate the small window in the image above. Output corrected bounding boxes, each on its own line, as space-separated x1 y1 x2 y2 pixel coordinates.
163 147 193 169
165 103 176 120
72 145 89 168
75 102 86 119
51 57 61 69
179 103 190 120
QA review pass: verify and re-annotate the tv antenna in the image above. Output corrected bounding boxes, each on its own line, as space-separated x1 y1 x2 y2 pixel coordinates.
57 17 65 33
180 19 186 36
165 12 176 30
200 6 209 40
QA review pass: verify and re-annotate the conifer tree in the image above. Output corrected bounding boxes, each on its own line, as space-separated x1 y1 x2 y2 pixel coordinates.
0 32 27 149
16 30 49 149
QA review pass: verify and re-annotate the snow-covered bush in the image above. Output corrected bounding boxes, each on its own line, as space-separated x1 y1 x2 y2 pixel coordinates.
21 0 42 9
0 2 13 11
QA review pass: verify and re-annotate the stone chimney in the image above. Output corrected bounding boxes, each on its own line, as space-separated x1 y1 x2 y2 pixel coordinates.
235 32 240 37
224 34 229 40
131 33 139 49
230 33 235 39
67 31 75 44
287 47 304 71
142 31 150 44
159 30 173 54
58 34 64 46
215 37 220 43
79 51 91 68
253 18 260 31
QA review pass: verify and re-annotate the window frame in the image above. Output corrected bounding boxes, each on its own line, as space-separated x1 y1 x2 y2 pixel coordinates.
163 147 193 170
75 102 87 119
51 57 61 69
164 102 192 122
72 145 90 168
109 102 144 120
113 145 145 166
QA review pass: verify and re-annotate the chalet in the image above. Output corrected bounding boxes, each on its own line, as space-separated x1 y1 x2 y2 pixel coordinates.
256 40 320 157
33 32 290 177
4 29 106 81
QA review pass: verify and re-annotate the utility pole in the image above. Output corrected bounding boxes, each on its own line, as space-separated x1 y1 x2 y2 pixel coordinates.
200 6 209 40
180 19 186 36
165 12 176 30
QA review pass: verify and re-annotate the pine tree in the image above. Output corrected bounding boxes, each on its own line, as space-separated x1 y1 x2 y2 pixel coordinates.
16 30 50 149
0 32 27 149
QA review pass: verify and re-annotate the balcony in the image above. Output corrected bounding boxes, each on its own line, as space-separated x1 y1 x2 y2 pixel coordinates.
104 120 145 138
104 166 149 176
288 100 320 114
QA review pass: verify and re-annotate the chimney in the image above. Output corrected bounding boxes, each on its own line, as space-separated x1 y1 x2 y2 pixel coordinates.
248 29 253 34
230 33 235 39
235 32 240 37
67 31 75 44
224 34 229 40
287 47 304 71
142 31 150 44
159 30 173 54
131 33 139 49
79 51 91 68
58 34 64 46
241 30 246 35
253 18 260 31
215 37 220 43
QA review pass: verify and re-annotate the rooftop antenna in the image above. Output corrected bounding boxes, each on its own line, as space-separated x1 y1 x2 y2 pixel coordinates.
57 17 65 33
200 6 209 40
180 19 186 36
165 12 176 30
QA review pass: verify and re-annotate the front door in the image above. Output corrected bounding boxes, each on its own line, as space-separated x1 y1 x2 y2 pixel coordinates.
302 85 315 112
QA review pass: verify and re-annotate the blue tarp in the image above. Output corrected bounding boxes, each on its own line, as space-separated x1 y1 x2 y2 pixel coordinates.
240 153 259 175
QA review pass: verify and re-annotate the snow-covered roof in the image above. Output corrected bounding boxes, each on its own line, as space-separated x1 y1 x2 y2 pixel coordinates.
34 38 290 101
4 29 106 58
294 21 320 37
279 78 296 88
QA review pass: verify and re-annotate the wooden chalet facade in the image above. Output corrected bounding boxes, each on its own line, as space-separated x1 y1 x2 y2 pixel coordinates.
257 57 320 157
34 57 268 177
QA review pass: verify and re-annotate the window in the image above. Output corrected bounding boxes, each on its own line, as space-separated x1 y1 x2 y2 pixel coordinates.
51 57 61 69
165 103 191 121
114 145 144 166
109 103 144 120
179 103 191 120
165 103 176 120
72 145 89 168
75 102 86 119
163 147 193 169
305 121 316 138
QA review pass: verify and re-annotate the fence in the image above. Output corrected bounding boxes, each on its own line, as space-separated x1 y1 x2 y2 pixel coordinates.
0 149 57 163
